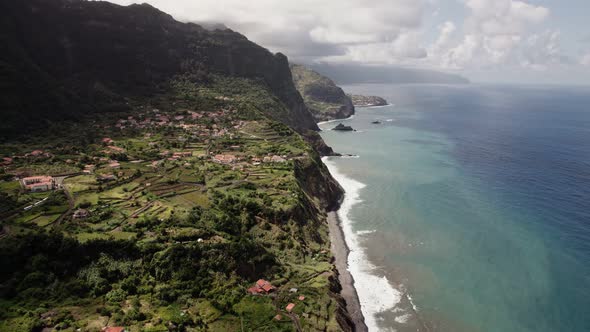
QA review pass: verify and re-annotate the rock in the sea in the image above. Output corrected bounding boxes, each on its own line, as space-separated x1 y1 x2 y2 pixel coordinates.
332 123 355 131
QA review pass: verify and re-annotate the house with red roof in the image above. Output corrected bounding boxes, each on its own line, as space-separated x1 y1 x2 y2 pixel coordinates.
21 176 55 192
213 154 237 164
102 327 126 332
286 303 295 312
247 279 276 295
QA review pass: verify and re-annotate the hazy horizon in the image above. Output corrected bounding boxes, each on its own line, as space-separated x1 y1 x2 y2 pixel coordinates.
107 0 590 86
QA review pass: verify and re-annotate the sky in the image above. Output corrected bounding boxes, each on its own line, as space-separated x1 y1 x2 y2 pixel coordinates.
107 0 590 85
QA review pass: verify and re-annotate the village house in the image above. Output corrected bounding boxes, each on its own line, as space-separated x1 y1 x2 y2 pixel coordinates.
98 174 117 182
213 154 237 164
107 145 125 153
247 279 276 295
172 151 192 158
83 164 96 174
21 176 55 192
149 160 162 168
26 150 52 158
108 161 121 169
73 209 90 219
102 327 126 332
271 155 287 163
1 157 13 166
102 137 114 145
286 303 296 313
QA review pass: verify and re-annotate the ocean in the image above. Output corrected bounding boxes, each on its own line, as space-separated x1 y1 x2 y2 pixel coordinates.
319 84 590 332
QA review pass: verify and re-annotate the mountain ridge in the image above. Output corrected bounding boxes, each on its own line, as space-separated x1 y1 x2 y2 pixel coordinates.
0 0 319 139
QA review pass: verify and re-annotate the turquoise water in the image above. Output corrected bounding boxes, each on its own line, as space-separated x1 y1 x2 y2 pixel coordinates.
319 84 590 332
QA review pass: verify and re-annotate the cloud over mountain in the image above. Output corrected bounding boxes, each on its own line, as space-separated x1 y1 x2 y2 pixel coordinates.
107 0 590 84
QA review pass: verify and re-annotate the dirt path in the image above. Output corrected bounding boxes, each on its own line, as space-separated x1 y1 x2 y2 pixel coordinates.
52 184 75 226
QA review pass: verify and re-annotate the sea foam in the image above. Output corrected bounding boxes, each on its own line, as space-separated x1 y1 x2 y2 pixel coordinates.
317 114 355 126
323 157 402 331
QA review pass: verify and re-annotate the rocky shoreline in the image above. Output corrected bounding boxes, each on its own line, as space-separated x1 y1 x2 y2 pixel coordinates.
328 211 368 332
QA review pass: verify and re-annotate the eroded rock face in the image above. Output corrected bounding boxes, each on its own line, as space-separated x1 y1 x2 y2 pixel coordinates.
290 64 355 122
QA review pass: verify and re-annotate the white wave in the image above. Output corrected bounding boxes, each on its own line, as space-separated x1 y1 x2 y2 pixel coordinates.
323 157 402 331
356 229 376 235
340 154 360 159
386 119 395 122
317 114 355 126
359 103 394 109
407 293 419 312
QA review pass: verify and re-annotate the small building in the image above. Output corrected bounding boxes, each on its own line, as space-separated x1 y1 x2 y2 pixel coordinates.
271 155 287 163
108 162 121 169
21 176 54 192
102 138 114 145
98 174 117 182
289 288 298 293
172 151 192 158
286 303 295 313
102 327 126 332
108 146 125 153
298 295 305 301
83 164 96 174
213 154 237 164
73 209 90 219
274 314 282 321
247 279 276 295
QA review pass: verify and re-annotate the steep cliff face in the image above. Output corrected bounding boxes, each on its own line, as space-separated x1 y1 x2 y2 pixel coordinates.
0 1 356 330
0 0 318 138
290 64 355 122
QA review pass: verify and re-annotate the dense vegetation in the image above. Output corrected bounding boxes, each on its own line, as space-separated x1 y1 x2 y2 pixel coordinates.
0 73 347 330
0 0 350 331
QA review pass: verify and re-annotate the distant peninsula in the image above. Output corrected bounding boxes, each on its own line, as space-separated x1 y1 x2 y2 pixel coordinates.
348 94 388 107
290 64 355 122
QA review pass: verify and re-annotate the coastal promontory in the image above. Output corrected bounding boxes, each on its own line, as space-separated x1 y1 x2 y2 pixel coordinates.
290 64 356 122
348 94 388 107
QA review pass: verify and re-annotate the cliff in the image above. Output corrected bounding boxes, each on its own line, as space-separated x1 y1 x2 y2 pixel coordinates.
0 0 356 331
0 0 319 139
290 64 355 122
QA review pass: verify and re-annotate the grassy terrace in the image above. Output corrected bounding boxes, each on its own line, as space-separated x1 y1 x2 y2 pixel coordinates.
0 82 340 332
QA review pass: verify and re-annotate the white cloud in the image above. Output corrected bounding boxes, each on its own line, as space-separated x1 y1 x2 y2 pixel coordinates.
428 0 552 70
106 0 589 83
107 0 427 63
337 31 427 64
464 0 548 34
